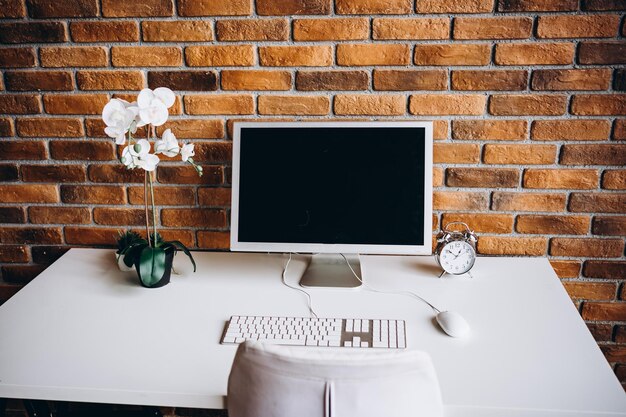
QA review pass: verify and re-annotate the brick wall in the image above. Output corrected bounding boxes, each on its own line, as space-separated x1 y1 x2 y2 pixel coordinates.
0 0 625 387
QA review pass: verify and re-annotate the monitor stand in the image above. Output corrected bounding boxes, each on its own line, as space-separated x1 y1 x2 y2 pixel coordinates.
299 253 362 289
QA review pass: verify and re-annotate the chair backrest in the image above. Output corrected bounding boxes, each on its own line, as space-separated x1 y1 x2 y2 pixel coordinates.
227 341 443 417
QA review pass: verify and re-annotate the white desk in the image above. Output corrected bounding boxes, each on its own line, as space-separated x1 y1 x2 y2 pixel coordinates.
0 249 624 416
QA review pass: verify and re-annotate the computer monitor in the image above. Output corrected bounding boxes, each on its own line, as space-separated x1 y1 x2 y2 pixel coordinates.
231 121 433 288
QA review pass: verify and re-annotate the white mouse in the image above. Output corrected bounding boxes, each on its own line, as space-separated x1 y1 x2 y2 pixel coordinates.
435 311 470 338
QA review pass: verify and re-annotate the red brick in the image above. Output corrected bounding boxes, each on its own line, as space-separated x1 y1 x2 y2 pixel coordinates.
88 165 143 183
0 48 36 68
550 260 581 278
0 164 19 181
112 47 182 67
43 94 109 115
31 246 69 265
198 188 231 207
71 21 139 42
584 261 626 279
337 0 411 14
532 69 611 91
29 207 90 224
452 120 527 140
452 70 527 91
259 95 330 116
569 193 626 213
523 169 599 190
447 168 519 188
161 208 227 228
0 206 27 224
563 282 616 301
561 144 626 166
516 215 590 235
582 303 626 321
531 120 611 141
579 42 626 65
260 46 332 67
338 44 411 66
257 0 330 15
583 0 626 10
102 0 173 16
334 95 405 116
0 246 28 263
158 165 223 185
148 71 217 92
489 95 567 116
478 236 547 256
50 141 115 161
61 185 125 205
0 141 47 160
0 184 58 203
77 71 144 91
410 95 486 115
128 186 196 205
416 0 493 13
0 22 67 43
537 15 620 39
178 0 251 16
433 143 480 164
186 45 255 67
433 191 489 210
550 238 624 257
297 71 369 91
603 170 626 190
64 227 118 246
571 95 626 116
197 231 230 249
16 117 84 137
5 71 73 92
414 44 491 66
143 21 213 42
93 208 146 226
21 165 86 182
222 70 291 91
28 0 98 17
494 43 574 66
295 18 369 41
193 142 232 163
615 120 626 140
373 18 449 40
216 19 287 41
593 217 626 236
498 0 577 11
0 95 41 114
454 17 532 40
0 0 26 17
40 47 107 68
1 265 48 283
441 213 513 234
156 119 224 139
373 70 446 91
492 192 566 212
0 118 13 137
185 95 254 115
483 144 555 165
0 227 62 244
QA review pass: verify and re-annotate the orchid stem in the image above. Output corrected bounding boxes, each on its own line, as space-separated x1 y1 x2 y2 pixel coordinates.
144 170 151 248
149 169 157 246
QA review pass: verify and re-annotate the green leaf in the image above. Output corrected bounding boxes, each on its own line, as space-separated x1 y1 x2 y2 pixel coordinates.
168 240 196 272
139 246 166 287
123 241 148 267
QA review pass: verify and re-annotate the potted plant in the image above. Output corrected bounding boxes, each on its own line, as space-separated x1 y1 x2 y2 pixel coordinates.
102 88 201 288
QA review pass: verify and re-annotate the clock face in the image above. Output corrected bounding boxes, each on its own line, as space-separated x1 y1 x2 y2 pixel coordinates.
439 240 476 275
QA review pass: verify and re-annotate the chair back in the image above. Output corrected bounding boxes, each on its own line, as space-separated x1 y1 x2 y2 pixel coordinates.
227 341 443 417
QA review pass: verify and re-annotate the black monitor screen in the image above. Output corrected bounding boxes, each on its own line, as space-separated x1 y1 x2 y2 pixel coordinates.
237 126 426 246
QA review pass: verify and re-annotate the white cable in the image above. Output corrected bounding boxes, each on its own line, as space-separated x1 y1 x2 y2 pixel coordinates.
282 252 319 318
341 254 442 314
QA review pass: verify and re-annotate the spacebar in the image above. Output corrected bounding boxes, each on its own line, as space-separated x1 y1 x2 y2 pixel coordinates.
258 338 306 346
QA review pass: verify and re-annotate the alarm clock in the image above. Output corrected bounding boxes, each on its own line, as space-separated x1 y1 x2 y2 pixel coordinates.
435 221 478 277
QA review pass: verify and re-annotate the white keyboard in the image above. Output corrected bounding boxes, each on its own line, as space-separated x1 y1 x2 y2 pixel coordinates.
221 315 406 348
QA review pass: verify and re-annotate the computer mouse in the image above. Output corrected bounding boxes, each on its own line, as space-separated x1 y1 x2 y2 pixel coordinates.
435 311 470 338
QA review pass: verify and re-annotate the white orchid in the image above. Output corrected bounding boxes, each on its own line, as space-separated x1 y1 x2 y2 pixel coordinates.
120 146 137 169
102 99 138 145
136 153 160 172
154 129 179 157
136 88 174 127
180 142 195 162
129 139 151 158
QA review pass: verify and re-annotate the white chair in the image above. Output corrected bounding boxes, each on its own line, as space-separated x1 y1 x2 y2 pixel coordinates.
227 341 443 417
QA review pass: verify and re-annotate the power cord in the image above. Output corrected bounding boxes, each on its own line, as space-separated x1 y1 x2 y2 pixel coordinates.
282 252 319 318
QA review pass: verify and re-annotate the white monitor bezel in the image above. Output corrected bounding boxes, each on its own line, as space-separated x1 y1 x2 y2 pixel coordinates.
230 121 433 255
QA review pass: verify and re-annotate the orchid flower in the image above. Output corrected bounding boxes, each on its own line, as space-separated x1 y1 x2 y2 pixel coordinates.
136 88 174 127
154 129 179 157
102 99 138 145
180 142 195 162
136 153 160 172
